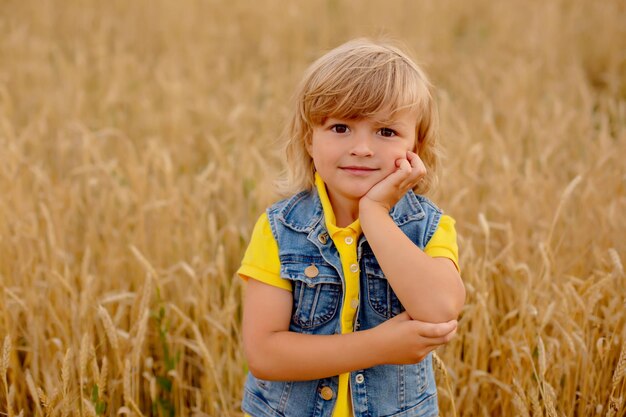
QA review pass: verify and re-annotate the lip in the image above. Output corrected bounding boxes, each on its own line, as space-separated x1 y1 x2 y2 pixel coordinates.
340 166 379 176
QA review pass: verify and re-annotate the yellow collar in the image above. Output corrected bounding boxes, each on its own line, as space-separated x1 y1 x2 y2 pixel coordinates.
314 172 361 237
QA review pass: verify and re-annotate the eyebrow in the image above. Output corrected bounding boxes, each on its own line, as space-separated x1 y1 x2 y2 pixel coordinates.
373 119 412 130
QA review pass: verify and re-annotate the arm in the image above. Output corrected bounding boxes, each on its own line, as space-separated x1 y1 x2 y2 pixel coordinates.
360 151 466 323
242 278 457 381
360 203 465 322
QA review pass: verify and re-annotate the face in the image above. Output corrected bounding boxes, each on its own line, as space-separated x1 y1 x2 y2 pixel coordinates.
306 109 417 204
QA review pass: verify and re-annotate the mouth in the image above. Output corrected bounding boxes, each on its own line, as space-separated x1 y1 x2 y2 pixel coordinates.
339 166 380 176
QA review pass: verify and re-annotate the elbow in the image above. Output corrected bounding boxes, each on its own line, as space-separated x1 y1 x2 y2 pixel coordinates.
446 280 466 320
438 268 466 321
245 337 282 381
248 361 273 381
245 346 273 381
421 280 466 322
248 361 286 382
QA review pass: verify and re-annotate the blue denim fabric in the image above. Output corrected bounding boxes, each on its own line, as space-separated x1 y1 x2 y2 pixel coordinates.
242 187 442 417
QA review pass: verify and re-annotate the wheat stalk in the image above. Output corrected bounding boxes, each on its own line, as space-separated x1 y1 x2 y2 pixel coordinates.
7 383 15 417
545 175 582 248
99 357 108 398
543 382 558 417
612 342 626 388
608 248 624 278
82 398 97 417
62 348 72 398
433 352 457 417
25 369 43 416
123 358 132 405
79 333 90 416
98 305 122 370
37 388 51 417
131 309 149 371
537 336 547 378
512 378 530 417
530 384 543 417
1 335 10 413
136 274 152 324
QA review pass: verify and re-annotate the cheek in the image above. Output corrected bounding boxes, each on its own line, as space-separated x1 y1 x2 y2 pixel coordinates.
379 146 410 174
385 148 409 165
379 157 400 175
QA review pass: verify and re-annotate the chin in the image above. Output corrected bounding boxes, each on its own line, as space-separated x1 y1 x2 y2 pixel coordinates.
345 189 371 201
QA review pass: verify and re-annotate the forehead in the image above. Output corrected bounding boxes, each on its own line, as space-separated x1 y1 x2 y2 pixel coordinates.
371 108 418 125
326 108 418 126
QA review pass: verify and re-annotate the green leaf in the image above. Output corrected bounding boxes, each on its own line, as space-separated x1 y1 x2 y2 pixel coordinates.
156 375 173 392
157 397 175 417
95 401 106 415
91 384 99 403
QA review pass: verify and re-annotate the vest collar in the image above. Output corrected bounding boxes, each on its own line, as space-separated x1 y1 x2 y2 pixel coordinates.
277 181 426 233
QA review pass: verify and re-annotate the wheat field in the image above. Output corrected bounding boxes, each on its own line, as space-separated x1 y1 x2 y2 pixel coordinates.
0 0 625 416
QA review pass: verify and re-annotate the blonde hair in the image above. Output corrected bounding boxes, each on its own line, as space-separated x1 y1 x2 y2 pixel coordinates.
277 38 442 196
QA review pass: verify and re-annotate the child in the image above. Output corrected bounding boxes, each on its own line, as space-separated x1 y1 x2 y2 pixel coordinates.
238 38 465 417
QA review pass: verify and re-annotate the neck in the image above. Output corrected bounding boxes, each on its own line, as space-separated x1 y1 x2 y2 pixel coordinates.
327 191 360 228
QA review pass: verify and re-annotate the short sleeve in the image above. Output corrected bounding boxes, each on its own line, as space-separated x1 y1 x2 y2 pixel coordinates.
237 213 292 292
424 214 460 273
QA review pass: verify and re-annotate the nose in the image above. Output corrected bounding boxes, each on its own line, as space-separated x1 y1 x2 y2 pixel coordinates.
350 131 373 157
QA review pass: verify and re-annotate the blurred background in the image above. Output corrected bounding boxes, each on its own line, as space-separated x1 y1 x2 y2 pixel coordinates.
0 0 624 415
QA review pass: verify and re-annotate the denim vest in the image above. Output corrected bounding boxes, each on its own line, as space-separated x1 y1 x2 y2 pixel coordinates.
242 187 442 417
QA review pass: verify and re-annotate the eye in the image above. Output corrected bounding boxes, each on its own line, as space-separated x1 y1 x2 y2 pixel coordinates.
331 124 350 134
378 127 397 138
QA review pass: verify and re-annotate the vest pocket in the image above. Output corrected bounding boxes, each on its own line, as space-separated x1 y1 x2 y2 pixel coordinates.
402 360 428 398
364 257 404 319
244 373 292 416
281 256 341 329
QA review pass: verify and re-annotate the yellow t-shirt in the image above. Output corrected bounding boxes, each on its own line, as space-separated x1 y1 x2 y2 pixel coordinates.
239 174 459 417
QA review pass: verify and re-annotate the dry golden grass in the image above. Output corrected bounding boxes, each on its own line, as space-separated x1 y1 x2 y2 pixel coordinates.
0 0 624 416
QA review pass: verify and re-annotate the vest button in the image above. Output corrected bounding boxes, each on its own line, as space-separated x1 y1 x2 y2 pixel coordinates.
320 386 334 401
304 265 319 278
355 374 365 384
318 233 328 244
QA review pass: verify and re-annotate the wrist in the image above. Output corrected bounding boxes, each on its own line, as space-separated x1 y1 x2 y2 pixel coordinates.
359 196 391 214
363 327 387 367
359 199 392 235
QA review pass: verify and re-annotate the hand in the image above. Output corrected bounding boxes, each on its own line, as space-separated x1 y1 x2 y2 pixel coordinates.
372 311 457 365
360 151 426 212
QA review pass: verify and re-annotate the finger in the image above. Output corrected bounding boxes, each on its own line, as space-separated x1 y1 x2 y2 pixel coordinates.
406 151 421 165
423 326 458 347
407 152 426 175
388 159 411 184
442 326 458 343
402 161 425 191
417 320 457 338
399 159 411 173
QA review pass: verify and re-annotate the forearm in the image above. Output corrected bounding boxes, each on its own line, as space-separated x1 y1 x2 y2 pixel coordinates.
248 328 383 381
360 203 465 322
